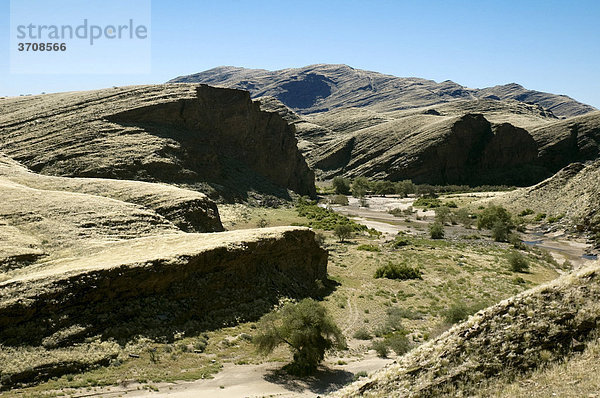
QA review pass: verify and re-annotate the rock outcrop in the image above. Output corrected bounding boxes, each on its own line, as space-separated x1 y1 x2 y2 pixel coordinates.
0 154 327 388
0 84 316 200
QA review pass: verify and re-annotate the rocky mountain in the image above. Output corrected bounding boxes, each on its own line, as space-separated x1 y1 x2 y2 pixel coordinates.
170 65 599 186
169 64 595 118
0 84 316 201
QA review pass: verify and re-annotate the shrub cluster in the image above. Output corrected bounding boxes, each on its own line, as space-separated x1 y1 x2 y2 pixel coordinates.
374 263 422 280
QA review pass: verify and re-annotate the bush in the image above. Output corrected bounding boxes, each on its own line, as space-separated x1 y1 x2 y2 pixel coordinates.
257 218 269 228
519 208 534 216
331 195 349 206
429 222 445 239
508 251 530 273
352 177 370 198
477 205 513 230
444 303 470 324
334 224 354 242
509 233 526 249
295 199 368 233
374 263 422 280
445 201 458 208
253 299 346 375
353 328 372 340
455 208 473 228
384 332 411 355
491 220 510 242
534 212 547 222
435 206 451 224
388 208 404 217
357 244 380 252
371 340 389 358
332 177 351 195
392 234 411 248
414 197 442 208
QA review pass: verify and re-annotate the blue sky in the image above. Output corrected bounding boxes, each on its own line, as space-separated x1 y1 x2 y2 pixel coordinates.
1 0 599 108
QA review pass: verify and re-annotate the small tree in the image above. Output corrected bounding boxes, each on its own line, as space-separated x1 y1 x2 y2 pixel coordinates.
435 206 451 224
332 177 351 195
491 220 510 242
253 299 346 375
352 177 370 198
334 224 353 242
429 222 445 239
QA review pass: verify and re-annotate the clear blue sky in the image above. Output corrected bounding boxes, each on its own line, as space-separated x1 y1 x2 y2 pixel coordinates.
1 0 599 108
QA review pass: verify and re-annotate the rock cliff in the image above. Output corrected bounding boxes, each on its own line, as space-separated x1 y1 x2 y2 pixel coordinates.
0 84 316 200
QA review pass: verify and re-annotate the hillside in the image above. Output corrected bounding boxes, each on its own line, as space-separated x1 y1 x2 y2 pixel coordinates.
331 260 600 397
496 159 600 245
170 65 600 186
169 64 595 118
0 154 326 389
0 84 316 201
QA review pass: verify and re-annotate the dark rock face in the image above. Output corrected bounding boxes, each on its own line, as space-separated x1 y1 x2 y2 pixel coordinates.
0 228 328 346
0 84 316 200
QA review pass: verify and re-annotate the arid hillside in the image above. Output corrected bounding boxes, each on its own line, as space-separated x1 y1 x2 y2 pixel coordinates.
0 84 316 201
170 65 600 186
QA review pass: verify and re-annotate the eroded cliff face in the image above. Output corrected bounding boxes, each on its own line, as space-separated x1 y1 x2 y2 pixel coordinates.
0 84 316 200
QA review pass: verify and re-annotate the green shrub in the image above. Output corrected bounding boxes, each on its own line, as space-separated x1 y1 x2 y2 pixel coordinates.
435 206 451 224
477 205 513 230
388 208 404 217
351 177 370 198
295 199 368 233
455 208 473 228
371 340 389 358
374 263 422 280
508 251 530 273
429 222 445 239
445 201 458 208
353 328 372 340
357 244 380 252
534 212 547 222
414 197 442 208
491 220 510 242
392 235 411 248
384 332 411 355
334 224 354 242
332 177 351 195
331 195 349 206
509 233 526 249
253 299 346 375
443 302 485 324
519 208 534 216
353 370 368 380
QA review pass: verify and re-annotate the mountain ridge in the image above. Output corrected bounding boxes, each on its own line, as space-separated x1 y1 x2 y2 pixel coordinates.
169 64 596 118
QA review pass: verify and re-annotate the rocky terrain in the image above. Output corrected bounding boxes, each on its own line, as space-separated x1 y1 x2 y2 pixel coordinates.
0 84 316 201
171 65 600 185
